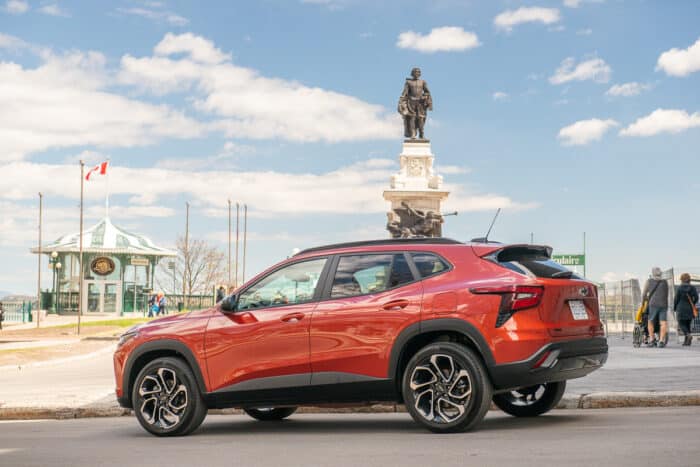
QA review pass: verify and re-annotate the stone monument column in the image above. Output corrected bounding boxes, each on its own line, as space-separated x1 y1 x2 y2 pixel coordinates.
383 140 449 237
384 68 450 238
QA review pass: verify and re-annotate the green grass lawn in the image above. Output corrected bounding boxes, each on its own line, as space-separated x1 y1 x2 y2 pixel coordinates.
54 317 151 329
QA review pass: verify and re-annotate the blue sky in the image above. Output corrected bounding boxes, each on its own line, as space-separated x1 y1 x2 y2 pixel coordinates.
1 0 700 294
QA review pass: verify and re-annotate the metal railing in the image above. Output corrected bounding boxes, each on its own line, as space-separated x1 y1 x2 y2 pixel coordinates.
0 301 33 323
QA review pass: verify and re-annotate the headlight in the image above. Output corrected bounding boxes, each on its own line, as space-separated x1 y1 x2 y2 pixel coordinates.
117 328 141 348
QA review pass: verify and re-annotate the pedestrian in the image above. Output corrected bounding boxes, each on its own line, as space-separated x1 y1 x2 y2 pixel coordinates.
643 267 669 347
148 293 158 318
674 273 698 346
0 302 4 331
158 293 167 315
216 286 226 303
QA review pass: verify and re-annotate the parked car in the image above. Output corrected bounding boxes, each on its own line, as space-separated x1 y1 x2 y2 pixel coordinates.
114 238 607 436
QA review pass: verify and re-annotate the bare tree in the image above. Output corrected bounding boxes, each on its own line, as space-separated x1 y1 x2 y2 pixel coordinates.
156 236 226 305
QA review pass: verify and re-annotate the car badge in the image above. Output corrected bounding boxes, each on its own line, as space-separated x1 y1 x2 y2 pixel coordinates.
579 287 589 297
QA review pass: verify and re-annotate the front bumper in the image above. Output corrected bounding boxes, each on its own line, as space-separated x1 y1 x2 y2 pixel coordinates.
489 337 608 391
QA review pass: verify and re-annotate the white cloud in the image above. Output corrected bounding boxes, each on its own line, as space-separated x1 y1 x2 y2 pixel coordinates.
0 32 30 50
576 28 593 36
0 48 204 162
492 91 508 101
120 32 398 143
0 159 533 224
4 0 28 14
564 0 604 7
396 27 480 53
154 32 230 64
436 165 470 175
115 6 188 26
494 7 560 32
656 37 700 77
38 3 69 17
600 271 635 283
605 82 650 97
549 57 611 84
558 118 618 146
620 109 700 137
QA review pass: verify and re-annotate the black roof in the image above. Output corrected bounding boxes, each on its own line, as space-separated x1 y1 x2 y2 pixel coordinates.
295 237 464 256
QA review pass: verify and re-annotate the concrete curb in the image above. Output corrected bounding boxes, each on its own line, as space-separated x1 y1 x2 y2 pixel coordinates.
0 344 116 372
2 391 699 421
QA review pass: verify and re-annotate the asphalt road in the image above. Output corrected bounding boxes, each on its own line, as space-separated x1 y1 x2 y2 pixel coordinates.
1 407 699 467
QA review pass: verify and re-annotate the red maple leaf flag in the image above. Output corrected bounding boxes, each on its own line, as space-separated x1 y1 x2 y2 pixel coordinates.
85 161 109 181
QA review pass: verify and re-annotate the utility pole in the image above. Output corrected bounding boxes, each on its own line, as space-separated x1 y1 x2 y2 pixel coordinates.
183 202 190 308
227 199 232 286
242 204 247 284
37 192 43 328
78 161 84 335
530 232 534 244
235 202 240 287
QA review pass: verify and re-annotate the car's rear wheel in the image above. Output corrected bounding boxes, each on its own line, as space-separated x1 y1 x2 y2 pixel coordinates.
493 380 566 417
132 357 208 436
244 407 297 421
402 342 492 433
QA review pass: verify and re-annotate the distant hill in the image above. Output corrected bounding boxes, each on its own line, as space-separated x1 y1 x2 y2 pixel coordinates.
0 291 13 300
1 293 35 302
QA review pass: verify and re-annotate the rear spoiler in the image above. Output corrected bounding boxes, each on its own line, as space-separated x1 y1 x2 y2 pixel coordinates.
472 243 554 260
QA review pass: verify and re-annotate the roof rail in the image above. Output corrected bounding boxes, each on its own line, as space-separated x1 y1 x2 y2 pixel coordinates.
295 237 464 256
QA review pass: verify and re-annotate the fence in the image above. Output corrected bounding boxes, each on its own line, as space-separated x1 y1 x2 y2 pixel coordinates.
598 268 678 335
0 301 34 323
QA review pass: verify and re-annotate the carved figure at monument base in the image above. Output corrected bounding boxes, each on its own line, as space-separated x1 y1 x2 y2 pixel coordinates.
387 201 444 238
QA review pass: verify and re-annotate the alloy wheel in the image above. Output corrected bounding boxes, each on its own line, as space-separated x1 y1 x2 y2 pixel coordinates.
501 384 546 406
138 367 189 430
409 353 473 424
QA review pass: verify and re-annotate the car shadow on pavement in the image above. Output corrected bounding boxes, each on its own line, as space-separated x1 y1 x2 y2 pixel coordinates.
119 412 586 437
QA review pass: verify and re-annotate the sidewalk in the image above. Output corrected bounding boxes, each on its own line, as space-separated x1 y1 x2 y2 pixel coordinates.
1 333 699 420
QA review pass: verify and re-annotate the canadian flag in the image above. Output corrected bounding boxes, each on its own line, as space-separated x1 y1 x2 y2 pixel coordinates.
85 161 109 181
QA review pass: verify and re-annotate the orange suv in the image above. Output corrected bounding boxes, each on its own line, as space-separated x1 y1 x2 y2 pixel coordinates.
114 238 607 436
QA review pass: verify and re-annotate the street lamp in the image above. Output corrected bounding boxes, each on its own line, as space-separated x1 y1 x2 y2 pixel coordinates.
48 251 62 314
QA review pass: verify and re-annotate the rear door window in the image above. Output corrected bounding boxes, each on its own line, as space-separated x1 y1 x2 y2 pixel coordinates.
330 254 415 298
411 252 449 278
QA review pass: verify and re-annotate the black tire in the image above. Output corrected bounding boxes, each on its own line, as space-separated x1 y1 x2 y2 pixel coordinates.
493 380 566 417
132 357 208 436
402 342 492 433
633 324 642 348
244 407 297 421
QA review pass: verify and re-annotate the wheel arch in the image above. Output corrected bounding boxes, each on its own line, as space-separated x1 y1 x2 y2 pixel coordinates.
122 339 208 409
388 319 495 398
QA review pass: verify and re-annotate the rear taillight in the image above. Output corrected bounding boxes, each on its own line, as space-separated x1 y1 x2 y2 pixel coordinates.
470 285 544 327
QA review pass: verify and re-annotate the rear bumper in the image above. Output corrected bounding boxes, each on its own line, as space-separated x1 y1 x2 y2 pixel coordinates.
489 337 608 391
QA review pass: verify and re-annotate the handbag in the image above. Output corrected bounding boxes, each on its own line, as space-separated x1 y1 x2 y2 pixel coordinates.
687 294 698 318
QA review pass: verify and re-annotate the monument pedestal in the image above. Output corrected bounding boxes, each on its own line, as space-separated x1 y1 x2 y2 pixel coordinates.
383 140 449 237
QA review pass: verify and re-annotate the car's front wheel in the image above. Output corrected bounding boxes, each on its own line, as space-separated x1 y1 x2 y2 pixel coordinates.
244 407 297 421
492 381 566 417
132 357 208 436
402 342 492 433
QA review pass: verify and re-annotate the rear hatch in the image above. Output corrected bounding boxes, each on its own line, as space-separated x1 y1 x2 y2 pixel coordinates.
478 244 603 337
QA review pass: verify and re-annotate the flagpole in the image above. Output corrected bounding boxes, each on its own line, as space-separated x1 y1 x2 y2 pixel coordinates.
227 199 232 286
235 202 240 287
105 158 110 218
242 204 247 284
78 161 84 335
37 192 43 328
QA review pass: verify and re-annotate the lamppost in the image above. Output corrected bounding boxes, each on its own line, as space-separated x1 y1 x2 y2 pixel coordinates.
48 251 62 314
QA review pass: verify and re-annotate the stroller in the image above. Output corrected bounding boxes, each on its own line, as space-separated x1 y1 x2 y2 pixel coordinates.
633 305 661 347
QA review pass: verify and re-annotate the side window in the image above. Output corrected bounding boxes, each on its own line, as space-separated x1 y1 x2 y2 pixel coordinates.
411 252 449 278
330 254 415 299
237 258 327 310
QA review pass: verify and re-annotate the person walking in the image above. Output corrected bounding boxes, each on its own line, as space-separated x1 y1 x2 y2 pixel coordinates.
158 293 167 315
674 273 698 346
643 267 669 347
148 293 158 318
0 302 4 331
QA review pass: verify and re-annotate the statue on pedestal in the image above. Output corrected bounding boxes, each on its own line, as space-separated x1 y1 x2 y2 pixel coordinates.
398 67 433 140
387 201 444 238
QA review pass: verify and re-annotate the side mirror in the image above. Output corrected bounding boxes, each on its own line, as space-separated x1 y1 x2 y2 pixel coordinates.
220 295 237 313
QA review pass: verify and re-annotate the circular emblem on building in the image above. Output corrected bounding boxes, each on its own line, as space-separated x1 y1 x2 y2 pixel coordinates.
91 257 115 276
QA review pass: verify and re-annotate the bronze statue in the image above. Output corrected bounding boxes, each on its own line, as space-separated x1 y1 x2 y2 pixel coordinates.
388 201 444 238
398 67 432 140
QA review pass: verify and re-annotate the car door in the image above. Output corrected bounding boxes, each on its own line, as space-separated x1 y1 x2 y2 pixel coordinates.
205 257 329 393
310 252 423 383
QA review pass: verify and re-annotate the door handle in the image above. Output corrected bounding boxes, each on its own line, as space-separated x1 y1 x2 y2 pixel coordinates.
281 312 305 322
382 299 410 311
